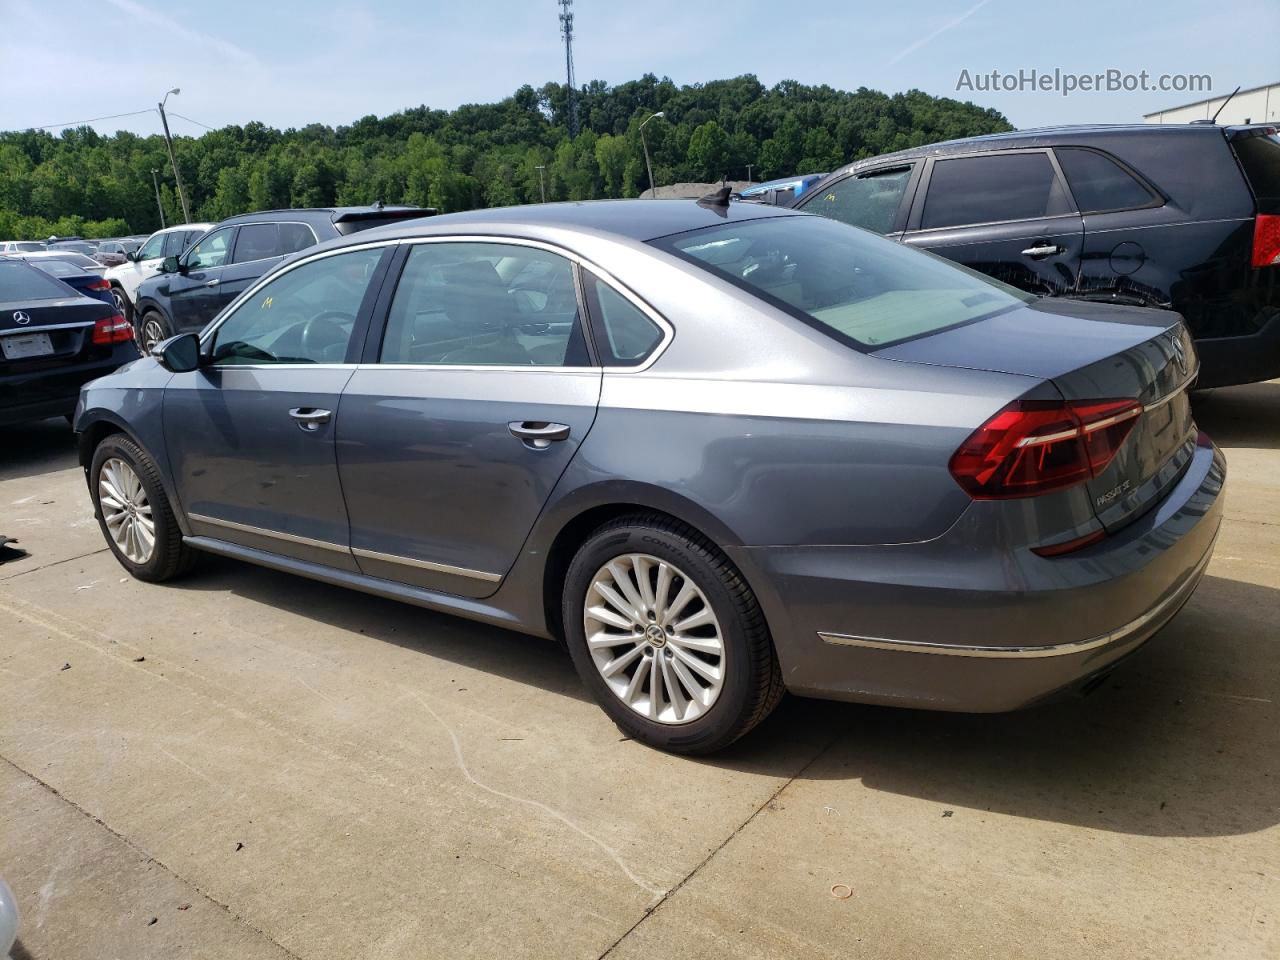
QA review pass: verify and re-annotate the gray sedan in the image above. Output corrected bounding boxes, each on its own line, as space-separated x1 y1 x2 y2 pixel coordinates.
74 199 1224 753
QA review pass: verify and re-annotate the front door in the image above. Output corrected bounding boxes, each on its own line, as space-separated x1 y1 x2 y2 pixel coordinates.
337 239 601 598
901 150 1084 298
164 244 391 569
167 225 237 334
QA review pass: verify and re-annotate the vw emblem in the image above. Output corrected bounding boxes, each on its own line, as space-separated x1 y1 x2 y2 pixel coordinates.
12 311 30 325
1169 332 1187 376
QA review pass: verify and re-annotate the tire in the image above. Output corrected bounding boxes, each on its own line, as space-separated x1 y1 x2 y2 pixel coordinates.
110 284 133 323
136 309 171 354
90 433 195 582
562 514 784 754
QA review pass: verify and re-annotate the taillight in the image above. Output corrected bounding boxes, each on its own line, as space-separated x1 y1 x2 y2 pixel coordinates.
87 278 110 291
92 313 133 345
1253 214 1280 268
949 398 1143 499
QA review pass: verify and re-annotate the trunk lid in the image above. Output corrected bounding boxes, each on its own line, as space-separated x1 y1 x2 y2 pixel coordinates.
0 296 116 370
875 298 1199 530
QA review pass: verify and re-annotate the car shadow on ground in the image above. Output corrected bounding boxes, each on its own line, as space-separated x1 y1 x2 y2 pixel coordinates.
0 418 79 482
1192 380 1280 450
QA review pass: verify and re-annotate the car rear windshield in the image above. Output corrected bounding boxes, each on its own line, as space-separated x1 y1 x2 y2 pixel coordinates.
1231 130 1280 201
652 215 1033 349
0 260 72 301
29 260 83 279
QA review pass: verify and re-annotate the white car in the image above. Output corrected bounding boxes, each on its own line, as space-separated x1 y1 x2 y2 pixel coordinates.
0 240 46 254
105 223 211 319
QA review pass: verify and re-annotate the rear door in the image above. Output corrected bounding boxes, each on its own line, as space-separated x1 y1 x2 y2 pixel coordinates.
902 150 1084 298
217 221 320 315
167 225 236 333
336 238 601 598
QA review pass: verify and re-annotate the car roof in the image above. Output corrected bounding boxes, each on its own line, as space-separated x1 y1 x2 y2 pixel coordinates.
357 198 805 245
835 122 1256 173
153 223 213 234
215 206 425 226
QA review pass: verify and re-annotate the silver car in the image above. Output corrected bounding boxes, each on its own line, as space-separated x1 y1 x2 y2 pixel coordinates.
74 199 1224 753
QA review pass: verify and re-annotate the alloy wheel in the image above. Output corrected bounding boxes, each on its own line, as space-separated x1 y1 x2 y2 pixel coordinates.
584 553 725 724
140 317 166 352
98 458 155 564
112 289 127 314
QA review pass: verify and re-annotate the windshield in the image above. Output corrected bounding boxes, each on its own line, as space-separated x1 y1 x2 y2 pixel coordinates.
653 214 1033 349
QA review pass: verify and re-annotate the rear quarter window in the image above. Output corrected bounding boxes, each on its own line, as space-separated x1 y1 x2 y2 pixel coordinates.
1232 131 1280 200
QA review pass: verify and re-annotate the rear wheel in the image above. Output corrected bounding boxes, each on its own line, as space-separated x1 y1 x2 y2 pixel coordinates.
562 514 784 754
90 434 195 582
137 310 171 353
110 284 132 322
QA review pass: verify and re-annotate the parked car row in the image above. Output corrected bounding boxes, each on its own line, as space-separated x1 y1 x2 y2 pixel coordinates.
751 122 1280 388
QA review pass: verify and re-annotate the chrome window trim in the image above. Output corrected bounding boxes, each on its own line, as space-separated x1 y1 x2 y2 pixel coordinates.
819 547 1212 659
187 513 350 554
351 546 502 583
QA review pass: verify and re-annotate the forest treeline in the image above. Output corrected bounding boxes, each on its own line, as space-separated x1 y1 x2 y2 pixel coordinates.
0 74 1011 239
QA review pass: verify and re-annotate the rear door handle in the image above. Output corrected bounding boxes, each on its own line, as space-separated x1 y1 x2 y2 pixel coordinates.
1021 244 1063 259
289 407 332 432
508 421 570 449
205 278 220 287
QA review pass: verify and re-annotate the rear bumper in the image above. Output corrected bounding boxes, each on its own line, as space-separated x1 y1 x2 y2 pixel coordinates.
0 346 138 427
729 435 1226 712
1194 310 1280 388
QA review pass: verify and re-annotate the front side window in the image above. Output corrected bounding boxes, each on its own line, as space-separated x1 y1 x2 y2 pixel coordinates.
655 215 1033 349
921 153 1073 230
185 227 233 269
581 272 663 366
379 242 589 366
1055 148 1156 212
804 167 913 234
210 247 383 365
137 234 165 260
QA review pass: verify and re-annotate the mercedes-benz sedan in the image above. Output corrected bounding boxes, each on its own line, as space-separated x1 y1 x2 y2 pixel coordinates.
74 199 1224 754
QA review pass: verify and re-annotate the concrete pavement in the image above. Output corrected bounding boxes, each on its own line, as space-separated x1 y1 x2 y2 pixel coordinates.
0 385 1276 960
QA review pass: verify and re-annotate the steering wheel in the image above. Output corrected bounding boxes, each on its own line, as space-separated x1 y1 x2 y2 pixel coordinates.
300 311 356 359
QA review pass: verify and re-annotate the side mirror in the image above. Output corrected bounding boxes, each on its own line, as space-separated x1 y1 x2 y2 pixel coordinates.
151 333 202 372
159 254 182 274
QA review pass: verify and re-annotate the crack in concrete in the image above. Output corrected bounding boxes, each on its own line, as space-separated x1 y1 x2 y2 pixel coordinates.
594 720 852 959
0 547 108 582
0 754 305 960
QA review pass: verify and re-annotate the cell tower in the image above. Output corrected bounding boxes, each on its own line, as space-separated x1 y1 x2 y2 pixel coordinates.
558 0 578 135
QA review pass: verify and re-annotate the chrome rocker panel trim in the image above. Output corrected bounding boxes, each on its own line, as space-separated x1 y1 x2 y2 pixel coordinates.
818 547 1212 659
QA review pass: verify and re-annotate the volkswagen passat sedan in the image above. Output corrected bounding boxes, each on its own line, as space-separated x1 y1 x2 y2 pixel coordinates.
74 200 1224 754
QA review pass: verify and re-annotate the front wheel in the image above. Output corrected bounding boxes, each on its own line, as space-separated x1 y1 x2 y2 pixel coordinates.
90 434 195 582
562 514 784 754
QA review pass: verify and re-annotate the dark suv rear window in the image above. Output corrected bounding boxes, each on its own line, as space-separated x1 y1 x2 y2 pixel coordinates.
1232 131 1280 201
1055 148 1157 213
921 153 1073 229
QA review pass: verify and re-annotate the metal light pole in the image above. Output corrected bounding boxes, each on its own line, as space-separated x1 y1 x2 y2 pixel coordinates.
157 88 191 223
639 111 664 198
150 168 166 228
535 165 547 203
746 163 754 184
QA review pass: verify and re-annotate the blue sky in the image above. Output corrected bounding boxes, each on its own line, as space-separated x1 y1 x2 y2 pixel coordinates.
2 0 1276 136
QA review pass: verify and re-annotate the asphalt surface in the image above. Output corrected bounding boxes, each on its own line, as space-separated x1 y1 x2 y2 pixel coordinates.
0 384 1276 960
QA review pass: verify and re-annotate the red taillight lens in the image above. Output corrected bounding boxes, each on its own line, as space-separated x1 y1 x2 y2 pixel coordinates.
949 398 1143 499
91 313 133 345
87 278 110 291
1253 214 1280 269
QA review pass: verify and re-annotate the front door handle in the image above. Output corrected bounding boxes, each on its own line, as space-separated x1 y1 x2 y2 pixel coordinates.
289 407 332 432
508 421 570 449
1021 244 1063 259
205 278 220 287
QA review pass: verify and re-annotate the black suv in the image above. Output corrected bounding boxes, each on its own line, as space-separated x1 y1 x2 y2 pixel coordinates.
132 206 435 351
792 124 1280 388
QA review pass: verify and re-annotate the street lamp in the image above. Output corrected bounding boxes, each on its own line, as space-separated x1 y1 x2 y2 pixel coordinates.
535 164 547 203
157 87 191 223
639 111 664 198
150 168 166 228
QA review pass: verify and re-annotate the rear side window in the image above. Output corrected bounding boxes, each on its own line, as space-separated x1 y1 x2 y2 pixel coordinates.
805 167 913 234
921 153 1073 229
1231 131 1280 200
1055 148 1156 212
233 223 281 263
581 272 664 366
278 222 317 255
0 260 72 301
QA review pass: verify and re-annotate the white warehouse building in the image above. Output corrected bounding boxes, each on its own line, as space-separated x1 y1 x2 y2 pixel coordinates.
1144 82 1279 125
